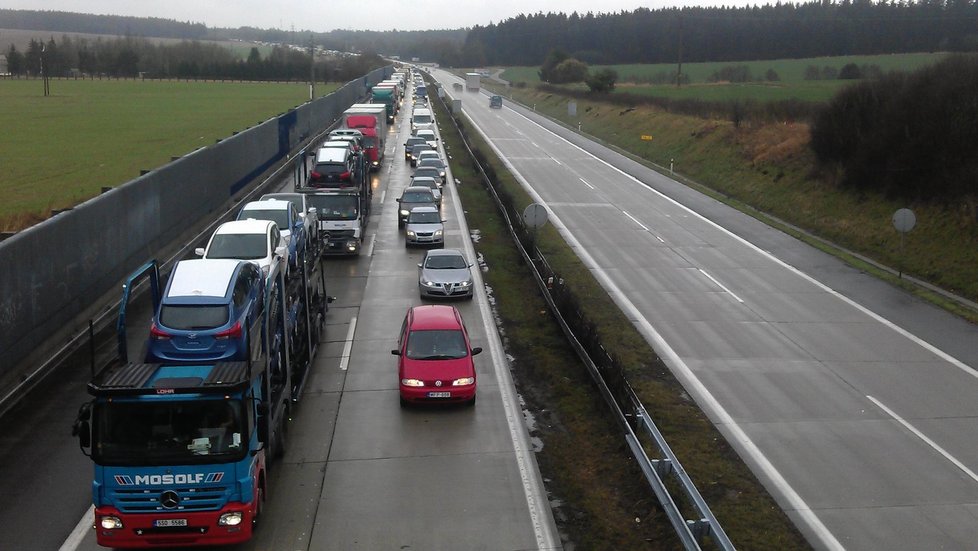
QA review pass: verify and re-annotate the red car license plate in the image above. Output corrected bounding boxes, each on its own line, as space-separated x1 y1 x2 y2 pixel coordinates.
427 391 451 398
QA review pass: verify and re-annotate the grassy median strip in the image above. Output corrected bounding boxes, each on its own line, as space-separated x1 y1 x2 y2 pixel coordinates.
431 94 810 549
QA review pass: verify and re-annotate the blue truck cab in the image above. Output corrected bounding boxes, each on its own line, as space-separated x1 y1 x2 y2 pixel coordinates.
74 257 326 548
80 362 268 547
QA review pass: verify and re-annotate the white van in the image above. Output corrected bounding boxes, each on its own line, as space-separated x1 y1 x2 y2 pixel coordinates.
411 108 434 134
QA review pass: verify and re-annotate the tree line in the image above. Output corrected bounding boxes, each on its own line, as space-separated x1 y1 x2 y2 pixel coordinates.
460 1 978 68
0 8 208 40
5 35 385 82
810 54 978 203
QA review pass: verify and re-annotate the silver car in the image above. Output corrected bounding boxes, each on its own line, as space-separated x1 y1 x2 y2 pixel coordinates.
404 206 444 247
418 249 474 299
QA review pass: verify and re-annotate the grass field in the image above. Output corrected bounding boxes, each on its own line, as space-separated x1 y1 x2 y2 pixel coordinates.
0 78 338 230
500 52 949 102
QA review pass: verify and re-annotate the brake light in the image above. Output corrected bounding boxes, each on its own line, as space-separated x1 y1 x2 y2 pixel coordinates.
214 321 242 340
150 323 171 341
310 171 322 181
340 171 351 181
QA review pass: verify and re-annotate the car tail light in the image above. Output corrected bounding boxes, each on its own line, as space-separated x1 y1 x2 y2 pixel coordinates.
310 171 322 181
150 323 171 340
215 321 242 340
340 171 351 181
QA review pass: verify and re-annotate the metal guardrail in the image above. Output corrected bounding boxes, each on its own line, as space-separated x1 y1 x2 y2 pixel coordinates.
437 89 736 551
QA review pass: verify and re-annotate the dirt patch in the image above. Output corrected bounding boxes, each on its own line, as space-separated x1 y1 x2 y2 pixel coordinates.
737 122 811 165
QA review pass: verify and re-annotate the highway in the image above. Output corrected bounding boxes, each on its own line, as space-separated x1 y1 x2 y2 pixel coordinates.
429 67 978 551
0 82 559 550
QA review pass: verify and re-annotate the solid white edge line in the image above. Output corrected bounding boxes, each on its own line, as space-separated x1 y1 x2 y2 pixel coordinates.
339 316 357 371
366 234 376 257
58 505 93 551
509 104 978 380
698 268 746 304
440 96 560 548
867 396 978 484
483 102 846 551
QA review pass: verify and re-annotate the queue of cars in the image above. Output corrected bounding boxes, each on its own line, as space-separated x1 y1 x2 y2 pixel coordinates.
391 69 483 408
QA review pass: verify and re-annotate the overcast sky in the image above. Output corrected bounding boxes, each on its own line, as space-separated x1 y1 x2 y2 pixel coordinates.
9 1 744 33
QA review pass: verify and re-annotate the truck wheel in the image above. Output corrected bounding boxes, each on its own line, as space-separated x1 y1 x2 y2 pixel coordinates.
275 405 289 458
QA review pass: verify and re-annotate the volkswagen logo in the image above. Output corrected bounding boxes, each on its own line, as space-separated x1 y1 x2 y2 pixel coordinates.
435 380 443 387
160 490 180 509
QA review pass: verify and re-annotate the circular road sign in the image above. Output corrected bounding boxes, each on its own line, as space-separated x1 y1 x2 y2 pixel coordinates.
523 203 548 229
892 208 916 233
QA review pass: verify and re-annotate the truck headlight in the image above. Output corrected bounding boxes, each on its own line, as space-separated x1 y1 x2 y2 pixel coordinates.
100 516 123 530
400 209 410 217
219 512 244 526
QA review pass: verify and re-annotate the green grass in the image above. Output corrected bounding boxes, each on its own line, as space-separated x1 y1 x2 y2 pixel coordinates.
499 52 949 103
0 79 339 230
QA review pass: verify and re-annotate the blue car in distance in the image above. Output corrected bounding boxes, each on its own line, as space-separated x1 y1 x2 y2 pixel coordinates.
145 259 265 365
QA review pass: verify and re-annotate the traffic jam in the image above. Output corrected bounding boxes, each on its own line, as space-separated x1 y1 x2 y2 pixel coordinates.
72 66 486 548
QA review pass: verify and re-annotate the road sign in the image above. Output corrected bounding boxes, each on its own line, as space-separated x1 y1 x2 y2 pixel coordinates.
523 203 548 229
892 208 916 233
641 135 653 141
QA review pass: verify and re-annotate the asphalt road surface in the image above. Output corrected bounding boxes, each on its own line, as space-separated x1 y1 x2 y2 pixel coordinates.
0 82 560 551
429 66 978 551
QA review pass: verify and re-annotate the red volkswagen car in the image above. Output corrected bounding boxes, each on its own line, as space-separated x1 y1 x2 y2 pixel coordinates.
392 305 482 406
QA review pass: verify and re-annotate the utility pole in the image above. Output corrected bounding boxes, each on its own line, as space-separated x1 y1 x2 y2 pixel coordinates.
309 36 315 101
41 43 50 96
676 12 683 88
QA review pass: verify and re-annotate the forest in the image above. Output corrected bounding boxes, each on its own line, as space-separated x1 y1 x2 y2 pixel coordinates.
5 35 385 82
460 1 978 67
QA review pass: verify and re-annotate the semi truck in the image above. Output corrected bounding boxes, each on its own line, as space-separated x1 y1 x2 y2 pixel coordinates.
299 189 368 255
465 72 481 91
370 82 400 122
72 252 328 548
342 105 388 170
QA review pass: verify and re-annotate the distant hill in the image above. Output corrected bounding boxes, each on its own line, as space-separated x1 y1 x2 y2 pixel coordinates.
0 9 467 61
0 9 208 40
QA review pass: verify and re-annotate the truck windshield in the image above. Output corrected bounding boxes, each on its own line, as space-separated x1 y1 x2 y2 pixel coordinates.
93 399 247 465
305 195 359 221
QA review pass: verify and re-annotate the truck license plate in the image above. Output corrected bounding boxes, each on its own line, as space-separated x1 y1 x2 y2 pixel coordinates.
427 391 451 398
153 519 188 527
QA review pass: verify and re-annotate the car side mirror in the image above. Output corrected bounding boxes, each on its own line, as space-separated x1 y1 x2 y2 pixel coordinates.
391 349 401 356
194 247 205 256
471 347 483 356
